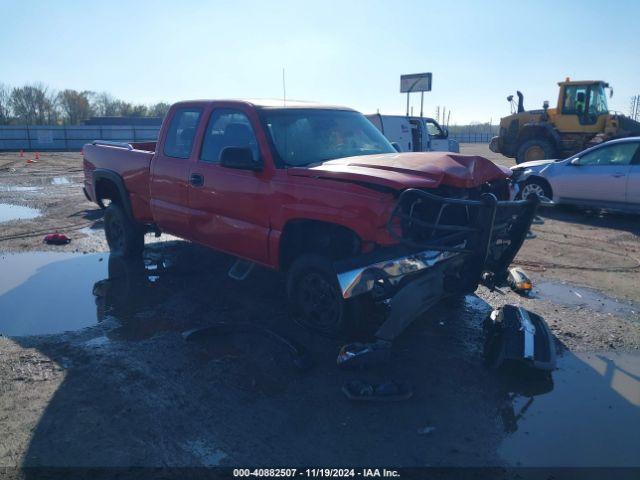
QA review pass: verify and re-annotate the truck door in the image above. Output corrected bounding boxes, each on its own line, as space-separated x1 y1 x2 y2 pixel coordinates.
187 107 271 264
408 119 424 151
149 107 203 238
425 119 449 151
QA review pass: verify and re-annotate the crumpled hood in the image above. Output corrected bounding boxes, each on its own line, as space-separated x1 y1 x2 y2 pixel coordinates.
288 152 511 190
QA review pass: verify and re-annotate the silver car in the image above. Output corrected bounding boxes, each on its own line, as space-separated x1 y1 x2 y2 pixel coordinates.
511 137 640 213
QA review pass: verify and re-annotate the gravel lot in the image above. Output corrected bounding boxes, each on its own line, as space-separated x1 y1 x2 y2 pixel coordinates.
0 145 638 471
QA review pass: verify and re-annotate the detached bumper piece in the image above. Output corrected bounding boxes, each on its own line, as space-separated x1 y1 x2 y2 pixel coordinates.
483 305 556 371
507 267 533 295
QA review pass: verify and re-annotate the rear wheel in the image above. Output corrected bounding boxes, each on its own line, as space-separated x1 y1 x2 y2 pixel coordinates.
516 139 556 164
286 254 361 337
104 203 144 257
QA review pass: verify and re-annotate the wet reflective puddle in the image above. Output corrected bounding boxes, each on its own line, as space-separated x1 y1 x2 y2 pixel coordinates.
534 280 639 319
0 244 260 338
0 252 107 336
0 185 42 192
0 203 41 223
499 351 640 466
51 176 73 185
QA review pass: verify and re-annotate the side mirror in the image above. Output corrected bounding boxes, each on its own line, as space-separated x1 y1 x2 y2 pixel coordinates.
220 147 261 171
442 127 449 138
391 142 401 152
570 158 580 166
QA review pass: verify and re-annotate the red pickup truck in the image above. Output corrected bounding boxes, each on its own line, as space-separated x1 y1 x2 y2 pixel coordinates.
83 99 538 340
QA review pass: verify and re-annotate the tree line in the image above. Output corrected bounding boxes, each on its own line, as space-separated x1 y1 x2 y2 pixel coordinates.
0 82 170 126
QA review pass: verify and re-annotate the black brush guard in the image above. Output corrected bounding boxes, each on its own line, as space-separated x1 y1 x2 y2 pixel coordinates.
386 188 539 287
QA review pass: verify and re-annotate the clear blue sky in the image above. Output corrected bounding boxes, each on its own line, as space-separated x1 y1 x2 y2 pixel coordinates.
1 0 638 124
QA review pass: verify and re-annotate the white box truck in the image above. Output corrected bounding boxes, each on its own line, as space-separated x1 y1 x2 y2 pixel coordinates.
366 114 460 153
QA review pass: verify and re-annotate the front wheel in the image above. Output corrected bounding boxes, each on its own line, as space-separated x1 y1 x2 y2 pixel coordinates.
518 178 552 201
516 139 556 164
286 254 361 337
104 203 145 257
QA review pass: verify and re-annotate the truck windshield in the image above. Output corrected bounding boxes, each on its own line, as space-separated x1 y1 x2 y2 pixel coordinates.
259 109 396 167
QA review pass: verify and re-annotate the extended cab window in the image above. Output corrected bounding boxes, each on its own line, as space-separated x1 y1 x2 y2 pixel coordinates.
163 108 202 159
200 109 260 163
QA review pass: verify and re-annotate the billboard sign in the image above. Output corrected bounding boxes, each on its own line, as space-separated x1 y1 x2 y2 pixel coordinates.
400 73 432 93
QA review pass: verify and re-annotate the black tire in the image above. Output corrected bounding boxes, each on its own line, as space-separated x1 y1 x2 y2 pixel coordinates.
482 319 505 369
517 177 552 201
516 139 556 164
441 294 467 308
286 254 362 337
104 203 144 257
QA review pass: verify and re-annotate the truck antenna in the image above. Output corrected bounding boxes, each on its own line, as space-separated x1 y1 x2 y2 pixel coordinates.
282 68 287 106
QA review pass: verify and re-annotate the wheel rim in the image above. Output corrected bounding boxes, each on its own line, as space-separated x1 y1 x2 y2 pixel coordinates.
297 271 341 332
106 213 125 252
521 183 546 199
525 145 545 162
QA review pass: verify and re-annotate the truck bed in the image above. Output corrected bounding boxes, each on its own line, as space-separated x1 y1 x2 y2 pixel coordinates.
83 141 156 223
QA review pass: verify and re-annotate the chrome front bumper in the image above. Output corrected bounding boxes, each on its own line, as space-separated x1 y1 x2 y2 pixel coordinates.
337 248 461 299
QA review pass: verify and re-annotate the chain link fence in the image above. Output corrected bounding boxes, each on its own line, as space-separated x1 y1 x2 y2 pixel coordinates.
0 125 160 151
448 132 494 143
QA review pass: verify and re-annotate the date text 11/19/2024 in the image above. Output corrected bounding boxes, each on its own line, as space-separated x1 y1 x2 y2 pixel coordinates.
233 468 401 478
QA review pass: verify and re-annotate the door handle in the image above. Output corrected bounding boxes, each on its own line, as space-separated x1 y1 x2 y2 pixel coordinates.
611 173 626 178
190 173 204 186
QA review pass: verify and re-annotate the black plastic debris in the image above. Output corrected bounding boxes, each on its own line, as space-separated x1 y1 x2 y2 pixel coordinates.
337 340 391 369
342 380 412 402
483 305 556 371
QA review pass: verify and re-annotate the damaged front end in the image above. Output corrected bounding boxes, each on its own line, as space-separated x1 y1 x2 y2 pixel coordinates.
335 188 539 341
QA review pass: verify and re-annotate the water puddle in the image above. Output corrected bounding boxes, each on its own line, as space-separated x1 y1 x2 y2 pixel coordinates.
51 176 72 185
0 244 235 338
0 185 42 192
0 252 108 336
0 203 41 223
534 280 639 319
499 351 640 466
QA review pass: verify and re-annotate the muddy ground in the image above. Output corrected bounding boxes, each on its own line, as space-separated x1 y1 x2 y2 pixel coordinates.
0 147 638 472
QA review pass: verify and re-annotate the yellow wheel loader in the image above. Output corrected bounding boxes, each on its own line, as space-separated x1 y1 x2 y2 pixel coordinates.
490 79 640 163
